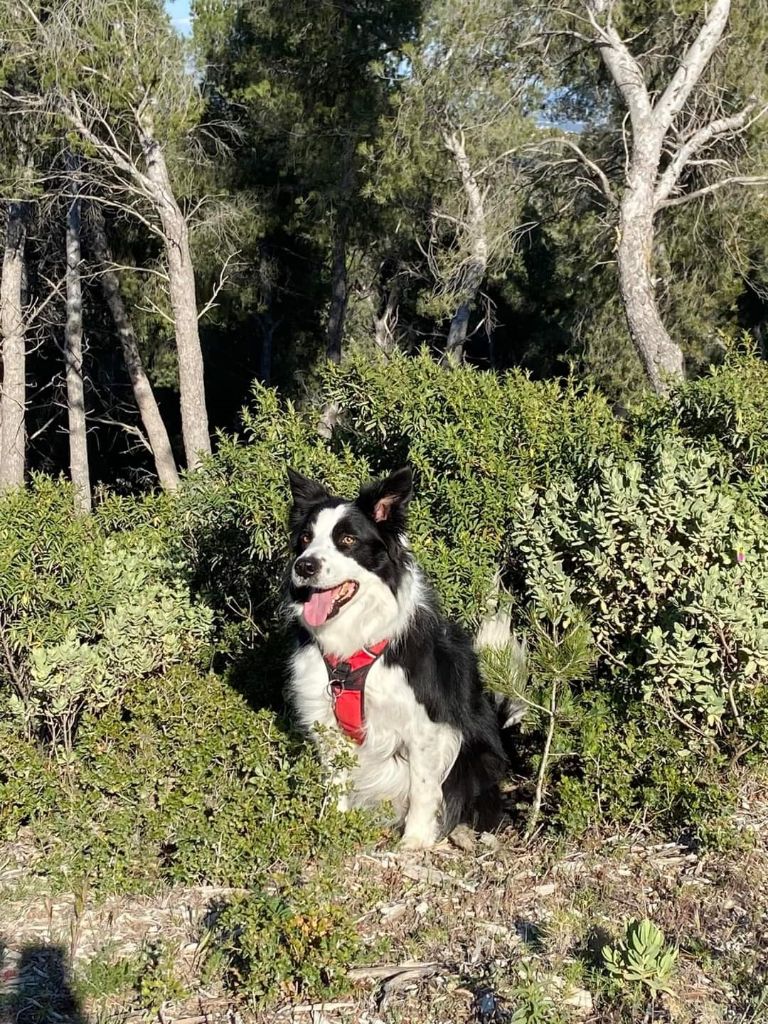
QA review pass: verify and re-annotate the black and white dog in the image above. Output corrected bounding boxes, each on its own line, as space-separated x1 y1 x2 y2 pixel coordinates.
286 466 520 849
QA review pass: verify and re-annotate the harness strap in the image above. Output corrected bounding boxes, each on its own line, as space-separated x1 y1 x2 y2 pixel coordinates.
323 639 389 745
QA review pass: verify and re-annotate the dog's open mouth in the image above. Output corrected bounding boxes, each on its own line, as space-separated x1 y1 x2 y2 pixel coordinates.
302 580 359 628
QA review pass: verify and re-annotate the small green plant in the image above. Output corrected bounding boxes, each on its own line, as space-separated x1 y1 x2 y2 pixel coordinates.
508 965 561 1024
211 889 361 1005
75 948 138 1001
135 942 188 1014
601 919 678 997
523 595 596 837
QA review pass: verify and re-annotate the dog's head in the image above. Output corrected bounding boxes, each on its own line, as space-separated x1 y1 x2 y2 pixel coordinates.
286 467 413 644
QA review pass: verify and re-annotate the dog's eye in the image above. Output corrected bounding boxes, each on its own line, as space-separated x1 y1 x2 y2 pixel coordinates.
339 534 356 548
299 532 312 547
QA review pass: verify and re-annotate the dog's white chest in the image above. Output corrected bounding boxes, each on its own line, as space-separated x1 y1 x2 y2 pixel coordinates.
288 643 461 822
288 643 412 752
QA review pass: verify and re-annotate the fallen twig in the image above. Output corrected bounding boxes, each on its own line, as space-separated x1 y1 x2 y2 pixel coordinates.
348 959 445 982
275 1001 357 1015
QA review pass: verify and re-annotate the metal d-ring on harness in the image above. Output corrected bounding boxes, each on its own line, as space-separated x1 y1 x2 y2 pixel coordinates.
322 639 390 745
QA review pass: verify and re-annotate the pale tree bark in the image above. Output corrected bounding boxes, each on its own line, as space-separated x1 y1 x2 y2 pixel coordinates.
140 128 211 469
61 97 212 470
582 0 759 393
444 131 488 366
87 203 180 490
374 282 399 353
64 174 92 513
7 4 214 471
0 201 28 492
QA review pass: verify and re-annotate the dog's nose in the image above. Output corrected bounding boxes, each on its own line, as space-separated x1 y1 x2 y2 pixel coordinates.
294 555 320 580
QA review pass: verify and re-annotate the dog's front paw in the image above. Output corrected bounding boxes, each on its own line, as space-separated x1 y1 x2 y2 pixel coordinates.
400 824 439 850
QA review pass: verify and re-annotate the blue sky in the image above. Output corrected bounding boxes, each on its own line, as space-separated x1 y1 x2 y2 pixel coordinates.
166 0 192 35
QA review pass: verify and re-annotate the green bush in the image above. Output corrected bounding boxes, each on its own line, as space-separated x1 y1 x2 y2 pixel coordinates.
168 348 768 840
177 349 622 642
635 345 768 507
4 347 768 917
322 350 625 620
0 667 376 890
0 478 212 753
510 440 768 833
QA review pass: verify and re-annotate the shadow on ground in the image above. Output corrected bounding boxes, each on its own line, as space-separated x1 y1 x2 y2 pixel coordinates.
0 944 85 1024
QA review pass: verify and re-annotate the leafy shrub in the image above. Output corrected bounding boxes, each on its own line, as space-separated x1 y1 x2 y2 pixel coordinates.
169 349 768 839
4 347 768 912
635 345 768 507
177 349 622 649
210 889 360 1005
322 350 624 620
0 667 376 890
0 478 212 752
510 440 768 832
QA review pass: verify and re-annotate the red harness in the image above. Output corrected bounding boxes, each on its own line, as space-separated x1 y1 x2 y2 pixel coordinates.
323 639 389 744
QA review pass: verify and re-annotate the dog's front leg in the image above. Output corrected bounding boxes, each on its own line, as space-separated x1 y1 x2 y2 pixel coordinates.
401 744 444 849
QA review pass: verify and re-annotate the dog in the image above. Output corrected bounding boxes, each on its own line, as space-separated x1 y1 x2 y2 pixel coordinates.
285 466 522 849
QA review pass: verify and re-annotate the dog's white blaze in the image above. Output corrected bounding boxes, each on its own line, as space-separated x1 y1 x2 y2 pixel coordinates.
295 504 351 585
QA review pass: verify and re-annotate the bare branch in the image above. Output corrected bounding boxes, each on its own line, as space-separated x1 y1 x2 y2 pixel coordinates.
28 414 59 442
61 91 159 204
653 0 731 130
654 100 766 207
197 250 243 321
89 415 152 453
657 175 768 209
25 274 68 328
74 193 166 243
83 262 170 284
533 136 617 205
136 296 176 326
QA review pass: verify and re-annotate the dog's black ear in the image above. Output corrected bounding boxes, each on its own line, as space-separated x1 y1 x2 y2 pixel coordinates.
356 467 413 528
287 469 329 526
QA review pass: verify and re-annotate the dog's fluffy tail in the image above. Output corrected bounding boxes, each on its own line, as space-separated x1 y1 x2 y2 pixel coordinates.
490 690 527 730
475 594 528 731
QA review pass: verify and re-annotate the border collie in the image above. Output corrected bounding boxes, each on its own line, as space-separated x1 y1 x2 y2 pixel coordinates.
286 466 521 849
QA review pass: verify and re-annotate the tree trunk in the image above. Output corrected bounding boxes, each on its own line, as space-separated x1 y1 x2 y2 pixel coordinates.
0 201 28 492
141 131 211 470
374 283 398 353
64 183 92 514
616 132 685 393
88 204 180 491
326 207 350 364
587 0 715 392
259 313 274 385
617 188 685 393
444 132 488 367
446 302 472 364
326 148 356 364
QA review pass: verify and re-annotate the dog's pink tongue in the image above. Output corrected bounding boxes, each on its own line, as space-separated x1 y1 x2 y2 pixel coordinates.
303 587 339 627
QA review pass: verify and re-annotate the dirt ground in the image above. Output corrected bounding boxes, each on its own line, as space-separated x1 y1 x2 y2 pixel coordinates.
1 777 767 1024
